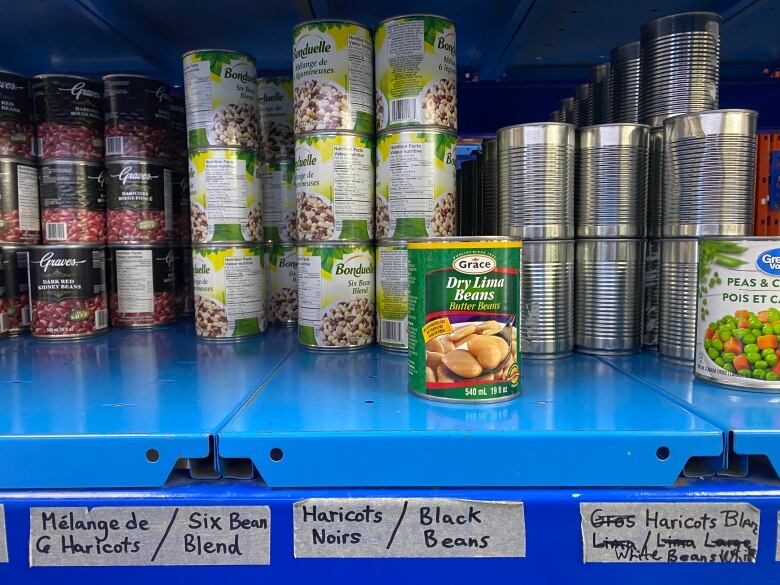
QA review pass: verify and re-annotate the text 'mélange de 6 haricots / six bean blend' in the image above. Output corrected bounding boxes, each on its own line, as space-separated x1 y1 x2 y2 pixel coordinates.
408 238 521 402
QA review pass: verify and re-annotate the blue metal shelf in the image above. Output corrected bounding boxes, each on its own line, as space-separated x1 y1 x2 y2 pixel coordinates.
218 346 723 488
0 322 297 489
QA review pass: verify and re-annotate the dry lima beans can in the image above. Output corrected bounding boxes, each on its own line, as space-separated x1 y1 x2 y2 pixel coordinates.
297 242 374 348
189 148 262 243
193 244 266 340
266 243 298 325
375 128 457 239
257 76 294 161
295 132 374 241
182 49 258 150
26 244 108 339
695 237 780 390
261 160 297 243
376 242 408 351
375 14 457 132
108 244 176 327
1 244 31 333
408 237 521 403
292 20 374 135
0 156 40 244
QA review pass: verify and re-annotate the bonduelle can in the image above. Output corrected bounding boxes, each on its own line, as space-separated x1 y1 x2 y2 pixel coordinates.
376 241 408 351
267 243 298 325
695 237 780 390
261 159 296 243
297 242 374 349
408 237 521 403
257 76 294 161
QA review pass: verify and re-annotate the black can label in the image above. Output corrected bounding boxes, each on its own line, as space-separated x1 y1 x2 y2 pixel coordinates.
28 246 106 303
106 160 171 213
33 76 103 127
39 161 106 211
0 71 33 124
103 76 170 128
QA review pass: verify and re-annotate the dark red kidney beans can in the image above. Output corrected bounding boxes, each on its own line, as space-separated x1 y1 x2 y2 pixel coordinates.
1 244 31 334
105 158 173 243
168 94 188 163
173 246 193 316
103 75 171 159
32 75 104 161
0 248 8 336
39 159 106 243
108 244 176 327
0 156 40 244
171 167 190 243
27 244 108 339
0 70 34 160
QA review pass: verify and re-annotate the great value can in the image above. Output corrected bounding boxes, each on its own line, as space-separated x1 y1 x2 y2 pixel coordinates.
257 76 294 161
295 132 374 241
189 148 261 243
0 69 34 159
0 244 30 334
297 242 374 348
0 156 40 244
183 49 258 150
408 237 521 402
375 128 456 239
695 237 780 390
376 242 408 351
267 243 298 325
292 20 373 135
375 14 457 131
261 160 296 243
193 244 266 339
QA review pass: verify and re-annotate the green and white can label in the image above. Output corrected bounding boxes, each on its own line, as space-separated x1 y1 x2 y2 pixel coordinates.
297 243 374 348
257 76 294 161
408 239 521 402
696 238 780 390
376 243 408 350
261 160 296 243
267 243 298 324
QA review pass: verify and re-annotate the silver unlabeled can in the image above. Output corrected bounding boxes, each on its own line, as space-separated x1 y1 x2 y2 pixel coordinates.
646 127 664 238
643 238 661 348
376 241 408 351
658 238 699 364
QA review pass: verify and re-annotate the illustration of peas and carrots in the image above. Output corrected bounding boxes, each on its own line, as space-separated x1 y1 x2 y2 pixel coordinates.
704 308 780 381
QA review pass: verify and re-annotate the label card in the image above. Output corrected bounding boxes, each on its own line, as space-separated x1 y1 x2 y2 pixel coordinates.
294 498 525 558
29 506 270 567
0 506 7 563
580 502 759 563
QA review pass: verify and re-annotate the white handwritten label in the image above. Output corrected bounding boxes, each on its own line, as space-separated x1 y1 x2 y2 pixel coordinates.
29 506 270 567
0 505 7 563
293 498 525 558
580 502 759 563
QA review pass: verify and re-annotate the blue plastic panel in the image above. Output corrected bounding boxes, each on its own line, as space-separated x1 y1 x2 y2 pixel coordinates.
0 323 297 489
219 347 723 487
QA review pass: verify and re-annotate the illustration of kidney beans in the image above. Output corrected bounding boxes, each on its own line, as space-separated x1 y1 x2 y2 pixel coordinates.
36 122 103 160
0 210 39 244
105 122 168 159
110 290 175 326
0 297 8 336
0 122 34 158
31 294 107 337
107 209 169 243
42 209 106 243
7 294 29 332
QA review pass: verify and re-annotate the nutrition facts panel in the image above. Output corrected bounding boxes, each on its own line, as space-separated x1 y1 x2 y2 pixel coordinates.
347 34 373 121
205 159 247 227
262 167 283 226
182 61 213 131
297 254 321 326
223 255 263 325
16 164 40 232
332 145 373 220
116 249 154 313
389 142 434 215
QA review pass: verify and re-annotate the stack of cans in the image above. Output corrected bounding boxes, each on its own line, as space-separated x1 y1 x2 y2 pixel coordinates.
609 42 640 123
589 63 611 125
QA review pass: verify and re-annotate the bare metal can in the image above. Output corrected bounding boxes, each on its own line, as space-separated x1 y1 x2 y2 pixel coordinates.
658 238 699 364
376 242 408 351
643 238 661 348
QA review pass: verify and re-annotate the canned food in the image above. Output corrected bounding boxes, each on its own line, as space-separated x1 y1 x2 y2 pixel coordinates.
292 20 373 135
295 132 374 241
521 240 574 358
0 244 30 333
695 237 780 390
106 158 172 243
39 159 106 243
0 70 34 159
575 239 644 355
173 246 194 316
408 237 521 402
0 157 40 244
297 242 374 348
108 244 176 327
261 160 296 243
189 148 261 243
193 244 266 339
103 74 171 159
168 94 188 162
658 239 698 364
266 243 297 325
257 76 294 160
375 14 457 132
27 244 108 339
376 242 408 351
0 249 8 336
183 49 258 150
643 238 661 348
171 167 190 243
375 128 456 239
33 74 103 160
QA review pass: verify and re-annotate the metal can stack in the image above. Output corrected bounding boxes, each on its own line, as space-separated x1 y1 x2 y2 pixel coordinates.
657 238 699 364
609 42 640 123
575 83 593 128
589 63 611 125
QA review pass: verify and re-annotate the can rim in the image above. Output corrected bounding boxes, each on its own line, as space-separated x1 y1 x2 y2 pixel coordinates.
0 155 37 165
295 129 376 141
295 241 374 247
0 243 28 250
497 121 575 133
0 68 26 78
662 108 759 125
39 158 105 166
188 146 259 155
33 73 99 83
27 243 105 249
577 122 651 131
376 240 409 246
696 236 778 241
192 243 265 249
376 126 457 138
293 19 370 32
107 243 175 249
105 157 171 166
376 13 454 27
102 74 168 84
183 48 256 61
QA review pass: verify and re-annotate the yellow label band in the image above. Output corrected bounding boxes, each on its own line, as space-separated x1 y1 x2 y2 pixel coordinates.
422 318 453 343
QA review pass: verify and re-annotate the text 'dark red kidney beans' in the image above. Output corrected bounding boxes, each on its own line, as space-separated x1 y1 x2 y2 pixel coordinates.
0 157 40 244
103 75 171 159
0 70 34 159
171 168 191 243
106 158 173 243
33 75 104 160
27 244 108 338
39 159 106 243
1 244 30 333
173 246 194 316
108 244 176 327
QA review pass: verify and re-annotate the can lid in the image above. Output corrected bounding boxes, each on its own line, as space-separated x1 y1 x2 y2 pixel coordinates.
101 73 168 84
182 48 256 62
192 242 265 250
188 146 259 156
28 243 105 249
377 126 457 139
105 157 171 166
0 68 26 78
39 158 105 167
297 241 374 248
0 155 37 165
377 14 454 27
295 129 376 141
107 243 174 249
293 19 370 32
33 73 98 83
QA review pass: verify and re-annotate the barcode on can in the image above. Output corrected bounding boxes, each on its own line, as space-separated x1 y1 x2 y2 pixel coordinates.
105 136 125 156
380 319 405 344
21 306 31 326
0 313 8 334
390 98 418 123
45 222 68 241
94 308 108 330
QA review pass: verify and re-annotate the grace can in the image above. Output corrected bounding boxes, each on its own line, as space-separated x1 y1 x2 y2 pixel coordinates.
375 128 456 239
376 242 408 351
375 14 457 131
261 160 296 243
0 157 40 244
193 244 266 339
267 243 298 325
257 76 294 160
27 244 108 339
189 148 262 243
408 237 521 403
0 244 30 333
297 242 374 348
696 237 780 390
0 69 34 159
